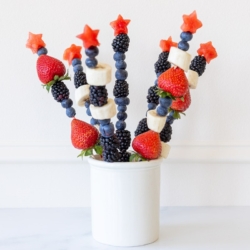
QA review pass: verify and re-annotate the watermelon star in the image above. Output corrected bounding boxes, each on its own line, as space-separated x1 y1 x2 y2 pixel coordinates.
63 44 82 65
76 25 100 49
197 41 217 63
110 14 130 36
181 11 202 34
26 32 46 53
160 36 177 52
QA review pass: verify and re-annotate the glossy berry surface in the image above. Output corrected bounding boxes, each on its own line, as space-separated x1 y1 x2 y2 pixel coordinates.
113 52 126 61
90 118 98 125
134 118 149 137
73 64 83 73
116 120 126 130
113 80 129 98
51 81 69 102
154 51 171 74
159 97 172 108
89 86 108 107
115 60 127 69
85 46 99 58
72 58 82 66
61 98 73 108
98 119 111 125
115 69 128 81
117 111 127 121
148 103 157 110
37 47 48 56
178 41 189 51
116 129 131 151
85 57 98 68
112 33 130 53
147 86 159 105
180 32 193 41
100 123 115 137
114 97 130 106
66 107 76 118
74 71 87 88
189 55 206 76
118 105 127 112
156 105 168 116
160 122 172 142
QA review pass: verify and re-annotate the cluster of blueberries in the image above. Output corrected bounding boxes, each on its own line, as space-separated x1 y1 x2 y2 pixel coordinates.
178 31 193 51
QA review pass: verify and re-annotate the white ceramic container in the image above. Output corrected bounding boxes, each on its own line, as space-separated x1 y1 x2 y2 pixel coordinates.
88 156 163 247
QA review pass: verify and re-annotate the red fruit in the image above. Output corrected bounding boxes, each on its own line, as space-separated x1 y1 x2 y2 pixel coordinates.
71 118 99 150
171 89 191 112
36 55 66 84
158 67 189 98
132 130 162 160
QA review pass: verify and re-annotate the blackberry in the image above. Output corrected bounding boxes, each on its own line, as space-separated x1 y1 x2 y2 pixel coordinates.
154 52 171 74
118 151 131 162
89 86 108 107
147 86 159 105
113 80 129 97
160 122 172 143
102 148 120 162
116 130 131 151
190 55 206 76
51 81 69 102
74 71 87 88
112 33 130 53
100 135 120 162
134 118 149 137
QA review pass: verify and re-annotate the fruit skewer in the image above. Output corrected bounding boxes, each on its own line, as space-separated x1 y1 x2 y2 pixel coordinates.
110 15 131 162
77 25 119 162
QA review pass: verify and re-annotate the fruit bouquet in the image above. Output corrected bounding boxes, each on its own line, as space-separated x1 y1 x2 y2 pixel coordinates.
26 11 217 163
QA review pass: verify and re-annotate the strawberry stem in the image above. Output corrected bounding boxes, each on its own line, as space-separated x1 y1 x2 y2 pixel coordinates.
129 151 147 162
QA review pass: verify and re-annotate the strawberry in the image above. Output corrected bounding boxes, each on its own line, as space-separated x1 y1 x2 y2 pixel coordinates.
71 118 99 150
171 88 191 112
158 67 189 98
36 55 66 84
132 130 162 160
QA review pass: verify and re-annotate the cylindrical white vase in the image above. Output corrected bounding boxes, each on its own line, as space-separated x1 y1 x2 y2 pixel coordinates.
88 156 162 247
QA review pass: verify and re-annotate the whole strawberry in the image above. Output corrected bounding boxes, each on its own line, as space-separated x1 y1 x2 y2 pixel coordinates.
171 88 191 112
158 67 188 98
132 130 162 160
71 118 99 150
37 55 66 84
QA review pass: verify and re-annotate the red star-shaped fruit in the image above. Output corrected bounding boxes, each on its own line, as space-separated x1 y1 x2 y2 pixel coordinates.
26 32 46 53
63 44 82 65
76 25 100 49
197 41 217 63
181 11 202 34
160 36 177 52
110 14 130 36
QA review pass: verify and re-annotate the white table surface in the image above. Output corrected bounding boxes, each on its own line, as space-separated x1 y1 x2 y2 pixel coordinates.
0 207 250 250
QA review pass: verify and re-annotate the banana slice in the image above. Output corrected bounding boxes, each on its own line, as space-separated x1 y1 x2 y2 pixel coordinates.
86 63 112 86
161 142 171 158
90 98 116 120
168 47 191 72
75 84 90 107
187 69 198 89
147 110 166 133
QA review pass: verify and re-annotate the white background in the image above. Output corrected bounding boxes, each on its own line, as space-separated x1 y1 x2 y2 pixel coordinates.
0 0 249 208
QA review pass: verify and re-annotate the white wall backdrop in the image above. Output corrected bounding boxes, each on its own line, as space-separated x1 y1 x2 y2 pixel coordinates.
0 0 250 207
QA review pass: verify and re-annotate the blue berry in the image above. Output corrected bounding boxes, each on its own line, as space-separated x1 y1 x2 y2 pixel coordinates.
154 79 158 85
85 46 99 58
118 105 127 112
66 107 76 118
117 111 127 121
159 97 172 108
114 97 130 106
156 106 168 116
72 58 82 66
167 114 174 125
113 52 126 61
180 32 193 42
116 120 126 130
90 118 98 125
61 99 73 108
37 47 48 56
100 123 115 137
85 101 90 108
86 108 91 116
86 58 98 68
115 69 128 80
115 60 127 70
178 41 189 51
73 64 83 73
148 103 157 110
156 72 162 78
98 119 111 125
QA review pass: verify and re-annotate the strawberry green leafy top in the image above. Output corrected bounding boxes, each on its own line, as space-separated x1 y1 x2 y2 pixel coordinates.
197 41 218 63
26 32 46 53
181 11 202 34
110 14 130 36
160 36 177 52
63 44 82 65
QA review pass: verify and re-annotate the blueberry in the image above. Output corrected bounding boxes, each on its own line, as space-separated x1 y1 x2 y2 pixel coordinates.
61 99 73 108
156 72 162 78
85 58 98 68
98 119 111 125
117 111 127 121
154 79 158 85
86 108 91 116
114 97 130 106
148 103 157 110
85 46 99 58
100 123 114 137
167 115 174 125
85 101 90 108
90 118 98 125
159 97 172 108
73 64 83 73
113 52 126 61
66 107 76 118
156 106 168 116
115 69 128 80
178 41 189 51
118 105 127 112
116 120 126 130
37 47 48 56
115 60 127 70
180 32 193 42
72 58 82 66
